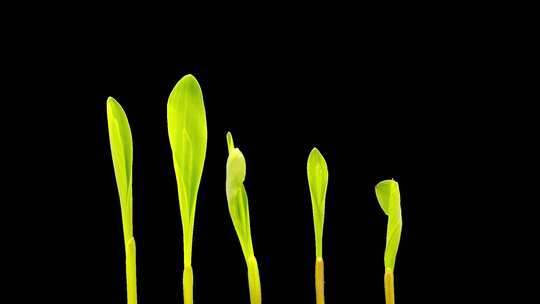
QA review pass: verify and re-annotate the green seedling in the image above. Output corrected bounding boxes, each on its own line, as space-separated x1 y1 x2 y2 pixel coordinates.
225 132 262 304
106 97 137 304
307 148 328 304
375 179 402 304
167 74 208 304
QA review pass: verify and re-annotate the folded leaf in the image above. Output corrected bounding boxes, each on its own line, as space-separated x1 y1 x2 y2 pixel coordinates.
375 179 402 271
225 132 254 260
307 148 328 258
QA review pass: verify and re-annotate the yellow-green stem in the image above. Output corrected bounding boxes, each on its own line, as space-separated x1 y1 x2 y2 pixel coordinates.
247 256 261 304
384 267 394 304
315 257 325 304
125 237 137 304
183 265 193 304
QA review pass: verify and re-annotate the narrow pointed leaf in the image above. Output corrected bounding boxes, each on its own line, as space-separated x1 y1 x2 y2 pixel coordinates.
375 179 402 271
167 74 207 265
107 97 137 304
307 148 328 258
226 131 234 153
107 97 133 239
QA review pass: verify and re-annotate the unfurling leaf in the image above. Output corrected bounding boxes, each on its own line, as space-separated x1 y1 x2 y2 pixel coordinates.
225 132 254 260
375 179 402 271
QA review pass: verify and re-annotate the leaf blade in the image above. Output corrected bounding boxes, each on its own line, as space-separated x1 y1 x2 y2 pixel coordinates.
375 179 402 270
167 74 207 264
307 147 328 258
106 97 133 239
225 132 254 260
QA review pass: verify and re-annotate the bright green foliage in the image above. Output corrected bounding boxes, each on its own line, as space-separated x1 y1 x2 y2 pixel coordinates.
167 74 207 304
106 97 137 304
226 132 261 304
307 148 328 258
375 179 402 271
167 74 207 266
107 97 133 239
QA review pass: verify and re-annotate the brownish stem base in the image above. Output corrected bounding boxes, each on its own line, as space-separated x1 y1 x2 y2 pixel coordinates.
183 265 193 304
315 258 325 304
384 268 394 304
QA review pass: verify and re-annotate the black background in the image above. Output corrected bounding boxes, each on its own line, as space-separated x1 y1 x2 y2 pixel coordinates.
14 15 533 303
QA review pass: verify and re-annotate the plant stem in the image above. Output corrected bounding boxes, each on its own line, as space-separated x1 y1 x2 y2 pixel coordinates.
384 267 394 304
183 265 193 304
126 237 137 304
247 256 261 304
315 257 325 304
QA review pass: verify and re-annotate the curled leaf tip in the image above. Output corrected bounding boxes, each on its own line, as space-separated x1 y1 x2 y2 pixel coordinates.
375 179 402 270
375 180 399 215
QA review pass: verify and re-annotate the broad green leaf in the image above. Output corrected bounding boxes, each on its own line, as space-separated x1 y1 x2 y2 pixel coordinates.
107 97 133 240
225 132 254 260
307 148 328 258
375 179 402 271
167 74 207 265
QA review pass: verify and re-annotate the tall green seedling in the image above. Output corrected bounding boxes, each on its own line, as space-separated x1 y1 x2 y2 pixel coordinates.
107 97 137 304
167 74 207 304
375 179 403 304
307 148 328 304
225 132 262 304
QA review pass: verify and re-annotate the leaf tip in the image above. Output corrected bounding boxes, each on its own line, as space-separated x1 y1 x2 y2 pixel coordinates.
375 179 400 215
168 74 202 109
106 96 118 113
106 96 117 104
183 73 196 81
106 97 128 125
308 147 327 169
226 131 234 153
178 73 201 91
375 179 399 191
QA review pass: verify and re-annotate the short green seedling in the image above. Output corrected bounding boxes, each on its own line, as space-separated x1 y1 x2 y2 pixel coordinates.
107 97 137 304
225 132 262 304
307 148 328 304
167 75 208 304
375 179 403 304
